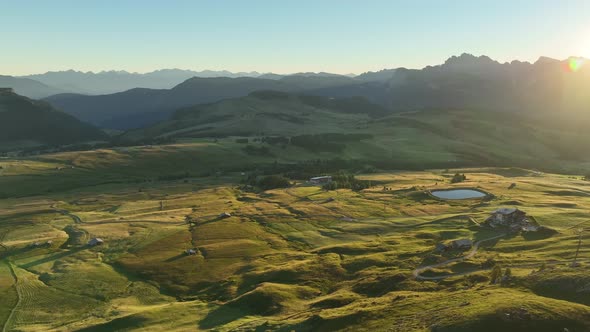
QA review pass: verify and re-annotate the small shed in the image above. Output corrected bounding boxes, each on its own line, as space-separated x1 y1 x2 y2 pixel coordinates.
219 212 232 218
88 238 104 246
186 249 197 255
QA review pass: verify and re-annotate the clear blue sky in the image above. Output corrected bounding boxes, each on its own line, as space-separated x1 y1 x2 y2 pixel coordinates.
2 0 590 75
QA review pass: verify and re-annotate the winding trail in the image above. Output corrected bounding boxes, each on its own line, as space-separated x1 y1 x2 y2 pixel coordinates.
2 262 20 332
0 230 7 252
55 209 83 224
413 233 507 280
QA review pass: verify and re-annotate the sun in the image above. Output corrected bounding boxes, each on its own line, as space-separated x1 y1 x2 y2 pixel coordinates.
568 57 584 72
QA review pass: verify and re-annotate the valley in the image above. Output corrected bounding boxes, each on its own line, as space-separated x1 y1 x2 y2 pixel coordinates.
4 1 590 330
0 152 588 331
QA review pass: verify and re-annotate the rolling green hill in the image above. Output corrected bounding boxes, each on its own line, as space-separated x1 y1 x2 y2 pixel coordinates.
44 75 360 130
0 164 589 331
0 89 107 150
120 91 388 141
119 90 590 174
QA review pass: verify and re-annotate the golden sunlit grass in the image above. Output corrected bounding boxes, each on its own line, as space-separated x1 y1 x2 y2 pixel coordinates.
0 164 589 331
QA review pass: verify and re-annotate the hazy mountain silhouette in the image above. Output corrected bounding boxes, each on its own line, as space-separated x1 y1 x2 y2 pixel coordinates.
22 70 361 96
311 53 590 113
45 77 296 129
0 88 106 147
23 69 264 95
0 75 67 99
43 53 590 130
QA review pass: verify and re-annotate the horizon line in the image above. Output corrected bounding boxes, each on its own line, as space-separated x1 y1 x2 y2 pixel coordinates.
6 53 589 77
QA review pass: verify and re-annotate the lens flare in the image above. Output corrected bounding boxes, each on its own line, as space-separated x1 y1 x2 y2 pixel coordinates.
568 57 584 72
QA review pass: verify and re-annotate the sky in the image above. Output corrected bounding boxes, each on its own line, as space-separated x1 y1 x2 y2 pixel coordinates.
2 0 590 75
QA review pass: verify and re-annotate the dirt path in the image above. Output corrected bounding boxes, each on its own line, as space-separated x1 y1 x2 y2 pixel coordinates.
2 262 20 332
55 209 83 224
0 230 7 252
413 233 507 280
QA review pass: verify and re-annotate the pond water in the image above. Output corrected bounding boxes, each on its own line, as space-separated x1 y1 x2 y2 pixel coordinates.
431 189 486 200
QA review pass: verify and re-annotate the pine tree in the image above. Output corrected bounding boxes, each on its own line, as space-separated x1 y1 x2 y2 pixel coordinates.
490 265 502 284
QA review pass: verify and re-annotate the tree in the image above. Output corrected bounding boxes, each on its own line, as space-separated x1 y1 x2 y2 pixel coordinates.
490 265 502 284
451 173 467 184
257 175 291 190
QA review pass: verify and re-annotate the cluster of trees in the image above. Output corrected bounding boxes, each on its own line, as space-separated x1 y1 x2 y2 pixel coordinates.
489 264 512 284
243 174 291 190
243 133 372 153
290 133 373 152
157 172 192 181
242 145 273 156
2 136 177 156
450 173 467 183
323 173 371 191
257 175 292 190
260 136 290 145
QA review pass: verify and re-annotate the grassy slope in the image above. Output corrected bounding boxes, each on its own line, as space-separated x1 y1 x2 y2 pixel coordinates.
0 161 589 330
121 93 590 173
0 91 106 151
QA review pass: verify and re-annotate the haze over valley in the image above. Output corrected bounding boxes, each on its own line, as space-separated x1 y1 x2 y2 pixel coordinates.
1 1 590 331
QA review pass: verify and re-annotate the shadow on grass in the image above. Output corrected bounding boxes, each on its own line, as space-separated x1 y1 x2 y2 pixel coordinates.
74 314 149 332
20 246 86 268
199 305 249 329
521 229 558 241
165 253 186 262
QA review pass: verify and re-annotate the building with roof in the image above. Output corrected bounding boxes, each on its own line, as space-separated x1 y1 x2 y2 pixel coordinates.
88 238 104 246
309 176 332 185
484 208 540 232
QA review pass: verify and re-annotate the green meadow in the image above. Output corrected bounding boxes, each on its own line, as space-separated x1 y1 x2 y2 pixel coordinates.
0 147 588 331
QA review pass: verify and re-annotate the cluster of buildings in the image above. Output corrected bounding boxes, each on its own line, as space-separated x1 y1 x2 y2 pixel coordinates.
435 207 545 253
484 208 540 232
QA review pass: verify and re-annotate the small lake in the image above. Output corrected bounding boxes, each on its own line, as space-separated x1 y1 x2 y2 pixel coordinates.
431 189 486 200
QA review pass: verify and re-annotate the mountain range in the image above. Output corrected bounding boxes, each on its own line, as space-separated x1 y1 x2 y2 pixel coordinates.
41 54 590 130
22 69 266 95
311 54 590 113
13 69 361 96
44 75 360 129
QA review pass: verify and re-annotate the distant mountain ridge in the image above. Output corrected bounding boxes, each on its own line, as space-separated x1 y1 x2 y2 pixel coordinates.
22 69 265 95
0 75 68 99
44 75 363 129
34 53 590 131
14 69 362 96
0 88 106 150
45 77 294 129
311 53 590 113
